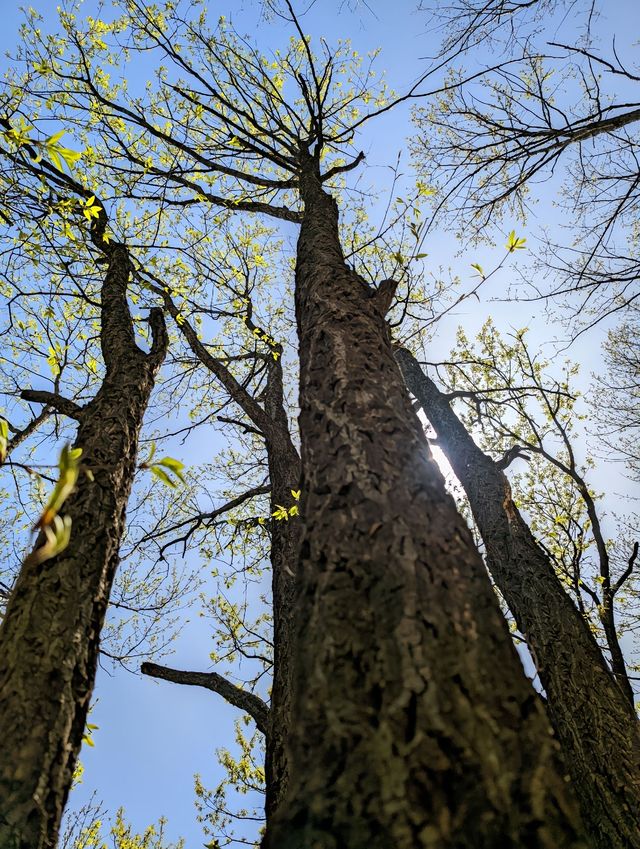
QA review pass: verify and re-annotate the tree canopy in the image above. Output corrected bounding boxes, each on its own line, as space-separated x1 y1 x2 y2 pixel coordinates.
0 2 638 848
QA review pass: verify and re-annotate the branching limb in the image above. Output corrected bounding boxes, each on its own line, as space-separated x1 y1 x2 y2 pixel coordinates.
6 408 51 455
138 272 277 440
320 151 365 183
496 444 531 470
139 483 271 558
372 278 399 316
147 307 169 368
216 416 264 437
612 541 639 597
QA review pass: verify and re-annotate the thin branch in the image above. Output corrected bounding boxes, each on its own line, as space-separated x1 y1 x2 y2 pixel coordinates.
320 150 365 183
612 541 639 597
139 483 271 556
6 408 51 455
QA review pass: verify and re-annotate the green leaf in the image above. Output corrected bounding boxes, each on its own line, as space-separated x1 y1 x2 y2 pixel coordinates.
505 230 527 252
30 514 73 566
58 146 82 169
416 180 434 197
157 456 184 473
47 148 62 170
144 441 157 464
155 456 186 485
150 465 177 487
0 417 8 463
45 129 67 146
36 444 82 530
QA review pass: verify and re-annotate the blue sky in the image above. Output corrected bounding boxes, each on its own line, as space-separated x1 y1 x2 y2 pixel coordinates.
1 1 637 846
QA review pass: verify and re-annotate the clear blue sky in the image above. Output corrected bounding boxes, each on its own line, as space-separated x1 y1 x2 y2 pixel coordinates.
1 1 636 846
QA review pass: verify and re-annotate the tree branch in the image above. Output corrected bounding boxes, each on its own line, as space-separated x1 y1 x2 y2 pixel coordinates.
495 444 531 470
372 278 399 316
147 307 169 368
612 541 639 597
141 276 278 439
6 408 51 455
320 150 365 183
140 661 270 736
20 390 83 421
139 483 271 557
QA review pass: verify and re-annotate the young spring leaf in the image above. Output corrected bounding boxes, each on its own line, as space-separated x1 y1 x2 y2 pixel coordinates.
505 230 527 252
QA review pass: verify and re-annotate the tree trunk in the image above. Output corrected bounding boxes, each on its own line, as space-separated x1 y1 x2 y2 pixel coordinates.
144 292 301 822
395 346 640 849
262 164 586 849
262 358 301 819
0 244 167 849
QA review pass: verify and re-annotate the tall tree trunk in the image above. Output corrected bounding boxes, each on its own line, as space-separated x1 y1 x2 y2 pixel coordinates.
0 243 167 849
395 347 640 849
262 163 586 849
263 360 301 820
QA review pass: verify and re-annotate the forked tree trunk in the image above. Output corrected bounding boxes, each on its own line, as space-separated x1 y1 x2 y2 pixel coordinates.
262 163 586 849
0 244 167 849
395 347 640 849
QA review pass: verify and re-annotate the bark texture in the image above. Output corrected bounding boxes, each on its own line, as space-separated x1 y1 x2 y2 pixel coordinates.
262 162 587 849
395 346 640 849
0 242 167 849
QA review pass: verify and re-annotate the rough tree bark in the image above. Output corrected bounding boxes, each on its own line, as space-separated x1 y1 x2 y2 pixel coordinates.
395 346 640 849
0 232 168 849
262 156 587 849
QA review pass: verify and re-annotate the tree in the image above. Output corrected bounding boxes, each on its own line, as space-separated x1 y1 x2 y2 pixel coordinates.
404 11 640 839
139 229 301 820
396 325 640 849
597 306 640 481
413 0 640 328
0 123 168 848
0 1 591 846
263 130 585 849
59 802 185 849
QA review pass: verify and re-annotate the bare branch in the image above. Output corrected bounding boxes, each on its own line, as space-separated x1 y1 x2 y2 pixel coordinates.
612 541 639 597
20 390 84 421
140 661 270 736
6 408 51 455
